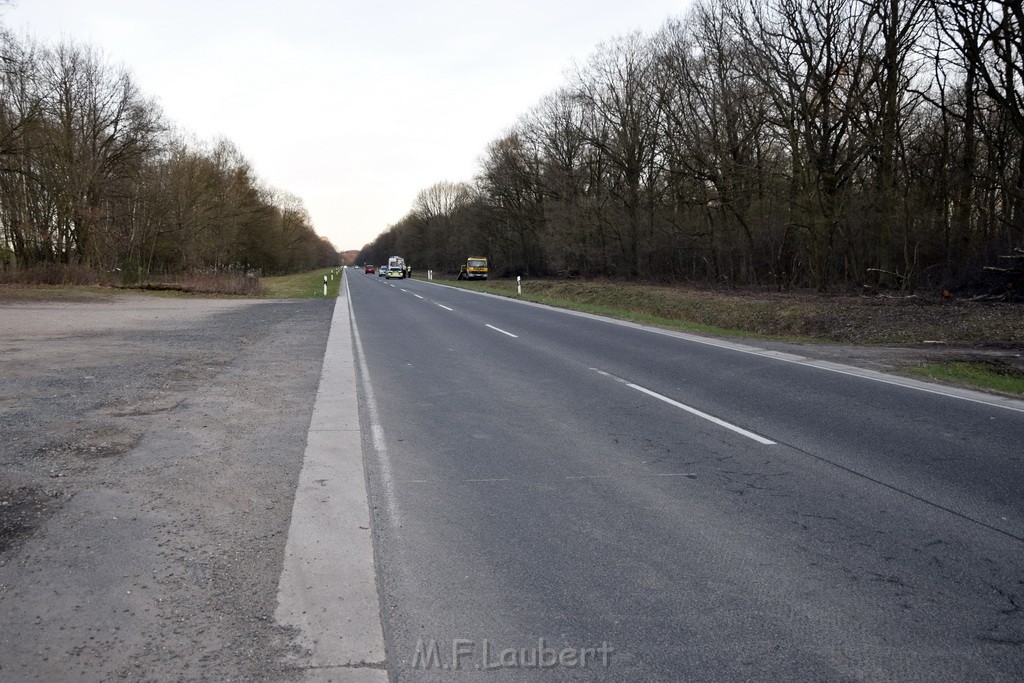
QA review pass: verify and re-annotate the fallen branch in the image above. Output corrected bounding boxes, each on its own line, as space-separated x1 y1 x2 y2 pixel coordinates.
866 267 906 281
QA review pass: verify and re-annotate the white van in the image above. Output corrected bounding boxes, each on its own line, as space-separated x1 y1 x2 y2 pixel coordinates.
386 256 406 279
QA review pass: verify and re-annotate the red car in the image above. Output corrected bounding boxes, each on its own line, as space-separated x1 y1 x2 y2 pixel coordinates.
364 264 376 274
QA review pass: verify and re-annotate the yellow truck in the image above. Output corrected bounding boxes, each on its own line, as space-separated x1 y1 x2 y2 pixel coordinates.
457 257 488 280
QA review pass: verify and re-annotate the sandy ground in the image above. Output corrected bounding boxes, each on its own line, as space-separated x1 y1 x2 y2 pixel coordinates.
0 295 334 680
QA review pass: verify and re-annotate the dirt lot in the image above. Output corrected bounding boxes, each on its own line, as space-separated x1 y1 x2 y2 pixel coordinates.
0 294 334 680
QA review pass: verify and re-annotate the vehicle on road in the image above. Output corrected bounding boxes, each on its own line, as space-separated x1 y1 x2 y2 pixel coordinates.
458 257 488 280
364 264 375 274
378 266 388 277
387 256 406 279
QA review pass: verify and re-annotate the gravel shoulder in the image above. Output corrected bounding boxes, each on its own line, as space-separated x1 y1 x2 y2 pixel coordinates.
0 294 334 680
745 336 1024 393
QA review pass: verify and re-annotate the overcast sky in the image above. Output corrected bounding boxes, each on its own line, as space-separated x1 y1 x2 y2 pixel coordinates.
3 0 690 251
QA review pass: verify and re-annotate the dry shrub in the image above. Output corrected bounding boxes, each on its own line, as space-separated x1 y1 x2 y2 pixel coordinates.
139 271 263 296
0 263 263 296
0 264 111 286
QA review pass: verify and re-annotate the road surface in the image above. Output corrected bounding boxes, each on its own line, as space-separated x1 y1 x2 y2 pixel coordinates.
347 270 1024 681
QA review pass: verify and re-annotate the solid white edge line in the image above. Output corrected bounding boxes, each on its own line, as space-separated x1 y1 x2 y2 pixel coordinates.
485 323 518 338
419 280 1024 415
594 368 776 445
348 272 401 527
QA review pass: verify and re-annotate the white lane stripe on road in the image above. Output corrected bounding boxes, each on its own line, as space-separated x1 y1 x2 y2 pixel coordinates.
486 324 519 338
349 278 401 527
437 304 454 311
372 424 387 452
593 368 776 445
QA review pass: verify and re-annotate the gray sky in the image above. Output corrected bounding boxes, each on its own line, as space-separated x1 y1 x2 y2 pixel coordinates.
3 0 689 251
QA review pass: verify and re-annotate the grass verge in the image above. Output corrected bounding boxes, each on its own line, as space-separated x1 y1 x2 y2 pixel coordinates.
437 278 772 338
905 362 1024 397
261 268 341 299
436 277 1024 345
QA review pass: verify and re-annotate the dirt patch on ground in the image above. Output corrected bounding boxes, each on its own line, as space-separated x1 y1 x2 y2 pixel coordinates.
0 294 334 680
0 486 59 554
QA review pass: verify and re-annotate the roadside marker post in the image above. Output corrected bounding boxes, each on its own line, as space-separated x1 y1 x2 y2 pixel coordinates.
323 275 328 296
517 276 522 295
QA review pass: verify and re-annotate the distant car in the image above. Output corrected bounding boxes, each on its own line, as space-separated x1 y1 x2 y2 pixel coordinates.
364 264 375 274
378 266 388 277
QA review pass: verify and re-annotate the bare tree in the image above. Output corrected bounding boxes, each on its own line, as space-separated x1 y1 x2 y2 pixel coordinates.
739 0 881 289
40 41 163 268
358 0 1020 294
654 1 783 284
0 31 46 266
523 89 600 275
411 180 475 270
572 33 664 276
851 0 928 288
413 180 473 220
932 0 1024 254
478 132 545 273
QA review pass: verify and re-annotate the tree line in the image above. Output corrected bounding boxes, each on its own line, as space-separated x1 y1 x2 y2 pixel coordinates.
361 0 1024 293
0 27 339 280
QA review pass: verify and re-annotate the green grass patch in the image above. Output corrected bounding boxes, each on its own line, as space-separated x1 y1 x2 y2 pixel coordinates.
905 362 1024 397
261 269 342 299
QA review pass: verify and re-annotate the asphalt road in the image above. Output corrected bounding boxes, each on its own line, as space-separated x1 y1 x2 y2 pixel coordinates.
347 271 1024 681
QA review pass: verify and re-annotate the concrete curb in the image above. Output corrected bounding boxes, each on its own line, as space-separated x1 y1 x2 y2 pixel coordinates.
275 283 388 681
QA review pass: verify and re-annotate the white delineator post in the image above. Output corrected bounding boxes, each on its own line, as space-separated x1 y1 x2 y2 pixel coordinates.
517 276 522 295
323 275 328 296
